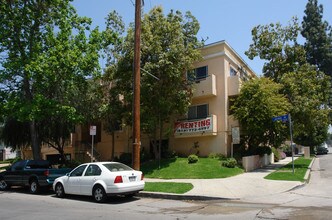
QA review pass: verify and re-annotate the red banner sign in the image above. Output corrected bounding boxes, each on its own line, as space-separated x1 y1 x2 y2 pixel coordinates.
174 117 213 134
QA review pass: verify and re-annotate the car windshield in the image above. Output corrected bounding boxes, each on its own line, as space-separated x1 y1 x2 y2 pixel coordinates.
102 163 133 172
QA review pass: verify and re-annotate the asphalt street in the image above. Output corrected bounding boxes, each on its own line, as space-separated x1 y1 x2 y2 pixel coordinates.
0 152 332 219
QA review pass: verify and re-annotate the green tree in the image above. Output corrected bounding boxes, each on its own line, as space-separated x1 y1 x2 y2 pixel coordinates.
231 77 291 154
0 0 110 161
281 64 330 147
106 6 202 159
302 0 332 76
246 18 307 82
301 0 332 107
246 18 331 148
0 118 30 153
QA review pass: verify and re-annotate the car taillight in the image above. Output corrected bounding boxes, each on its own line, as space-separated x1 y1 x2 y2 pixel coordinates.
44 170 49 176
141 174 144 180
114 176 123 184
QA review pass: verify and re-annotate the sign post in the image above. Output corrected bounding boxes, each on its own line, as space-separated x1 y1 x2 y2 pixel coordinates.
272 114 294 174
90 126 97 162
288 114 295 174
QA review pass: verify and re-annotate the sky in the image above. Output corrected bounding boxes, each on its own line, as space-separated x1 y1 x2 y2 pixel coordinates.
72 0 332 75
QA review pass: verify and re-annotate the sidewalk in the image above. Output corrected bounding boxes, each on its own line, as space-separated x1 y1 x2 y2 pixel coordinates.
140 157 310 201
0 163 10 171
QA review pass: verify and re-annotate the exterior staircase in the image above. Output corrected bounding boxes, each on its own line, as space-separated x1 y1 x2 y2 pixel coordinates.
83 142 101 162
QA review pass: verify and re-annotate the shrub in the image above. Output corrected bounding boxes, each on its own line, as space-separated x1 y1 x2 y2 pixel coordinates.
163 150 177 159
255 146 272 156
271 147 280 162
221 158 237 168
279 151 286 160
118 153 132 165
282 144 292 156
62 160 81 168
140 150 152 163
208 153 226 160
189 141 200 156
188 154 199 164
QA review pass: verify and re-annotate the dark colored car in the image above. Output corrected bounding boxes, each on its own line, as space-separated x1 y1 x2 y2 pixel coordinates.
0 160 71 193
316 145 328 155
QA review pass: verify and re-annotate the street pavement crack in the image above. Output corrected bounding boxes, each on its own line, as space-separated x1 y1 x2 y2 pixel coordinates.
290 191 332 200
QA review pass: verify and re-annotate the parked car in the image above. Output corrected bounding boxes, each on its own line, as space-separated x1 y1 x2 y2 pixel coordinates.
53 162 145 203
0 160 72 193
316 143 329 155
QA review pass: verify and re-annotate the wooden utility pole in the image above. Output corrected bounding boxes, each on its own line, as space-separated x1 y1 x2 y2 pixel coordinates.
132 0 141 170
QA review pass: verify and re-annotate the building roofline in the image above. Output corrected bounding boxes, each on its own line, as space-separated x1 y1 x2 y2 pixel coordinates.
202 40 257 76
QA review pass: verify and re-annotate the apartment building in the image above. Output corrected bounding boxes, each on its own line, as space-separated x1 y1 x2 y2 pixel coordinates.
22 40 256 162
169 40 256 156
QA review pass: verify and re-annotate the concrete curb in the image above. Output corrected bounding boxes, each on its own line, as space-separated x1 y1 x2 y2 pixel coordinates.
137 191 236 201
303 156 315 182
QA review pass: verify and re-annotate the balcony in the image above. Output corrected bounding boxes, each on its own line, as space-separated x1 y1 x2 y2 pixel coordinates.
193 74 217 99
174 114 217 138
228 75 241 96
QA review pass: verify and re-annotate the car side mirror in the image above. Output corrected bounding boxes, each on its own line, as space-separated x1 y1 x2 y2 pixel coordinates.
6 166 11 171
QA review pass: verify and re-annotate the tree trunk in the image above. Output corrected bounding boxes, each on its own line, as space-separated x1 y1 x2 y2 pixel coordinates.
111 131 115 160
58 148 66 165
29 120 41 160
152 127 158 160
158 118 163 160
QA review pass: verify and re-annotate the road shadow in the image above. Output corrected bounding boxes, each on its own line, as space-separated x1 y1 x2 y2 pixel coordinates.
50 193 143 204
251 163 288 173
0 186 54 195
1 186 143 204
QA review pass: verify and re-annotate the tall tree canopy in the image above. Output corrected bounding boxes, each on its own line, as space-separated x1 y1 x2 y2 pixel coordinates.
246 17 307 82
281 64 330 147
302 0 332 76
246 14 330 148
104 6 202 159
0 0 112 160
302 0 332 107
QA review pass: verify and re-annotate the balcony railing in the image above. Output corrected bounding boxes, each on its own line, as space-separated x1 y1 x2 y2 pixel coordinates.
192 74 217 99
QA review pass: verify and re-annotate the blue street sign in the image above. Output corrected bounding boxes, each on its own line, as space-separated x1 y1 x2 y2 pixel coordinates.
272 114 289 122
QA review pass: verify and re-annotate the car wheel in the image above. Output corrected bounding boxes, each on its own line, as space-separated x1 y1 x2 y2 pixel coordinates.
29 179 39 194
55 183 65 198
93 185 107 203
0 178 8 191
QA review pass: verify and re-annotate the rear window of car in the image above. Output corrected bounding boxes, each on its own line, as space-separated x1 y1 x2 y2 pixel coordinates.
102 163 133 172
26 160 51 169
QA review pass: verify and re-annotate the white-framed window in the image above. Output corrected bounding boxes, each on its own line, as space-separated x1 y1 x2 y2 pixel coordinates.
188 104 209 120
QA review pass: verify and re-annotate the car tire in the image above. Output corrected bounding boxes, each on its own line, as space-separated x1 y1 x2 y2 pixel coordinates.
0 178 8 191
55 183 65 198
93 185 107 203
29 179 39 194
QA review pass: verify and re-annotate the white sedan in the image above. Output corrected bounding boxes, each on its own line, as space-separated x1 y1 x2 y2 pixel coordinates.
53 162 145 203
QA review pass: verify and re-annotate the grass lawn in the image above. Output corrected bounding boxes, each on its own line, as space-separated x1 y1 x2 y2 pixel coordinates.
264 157 313 182
141 157 243 179
144 182 193 194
